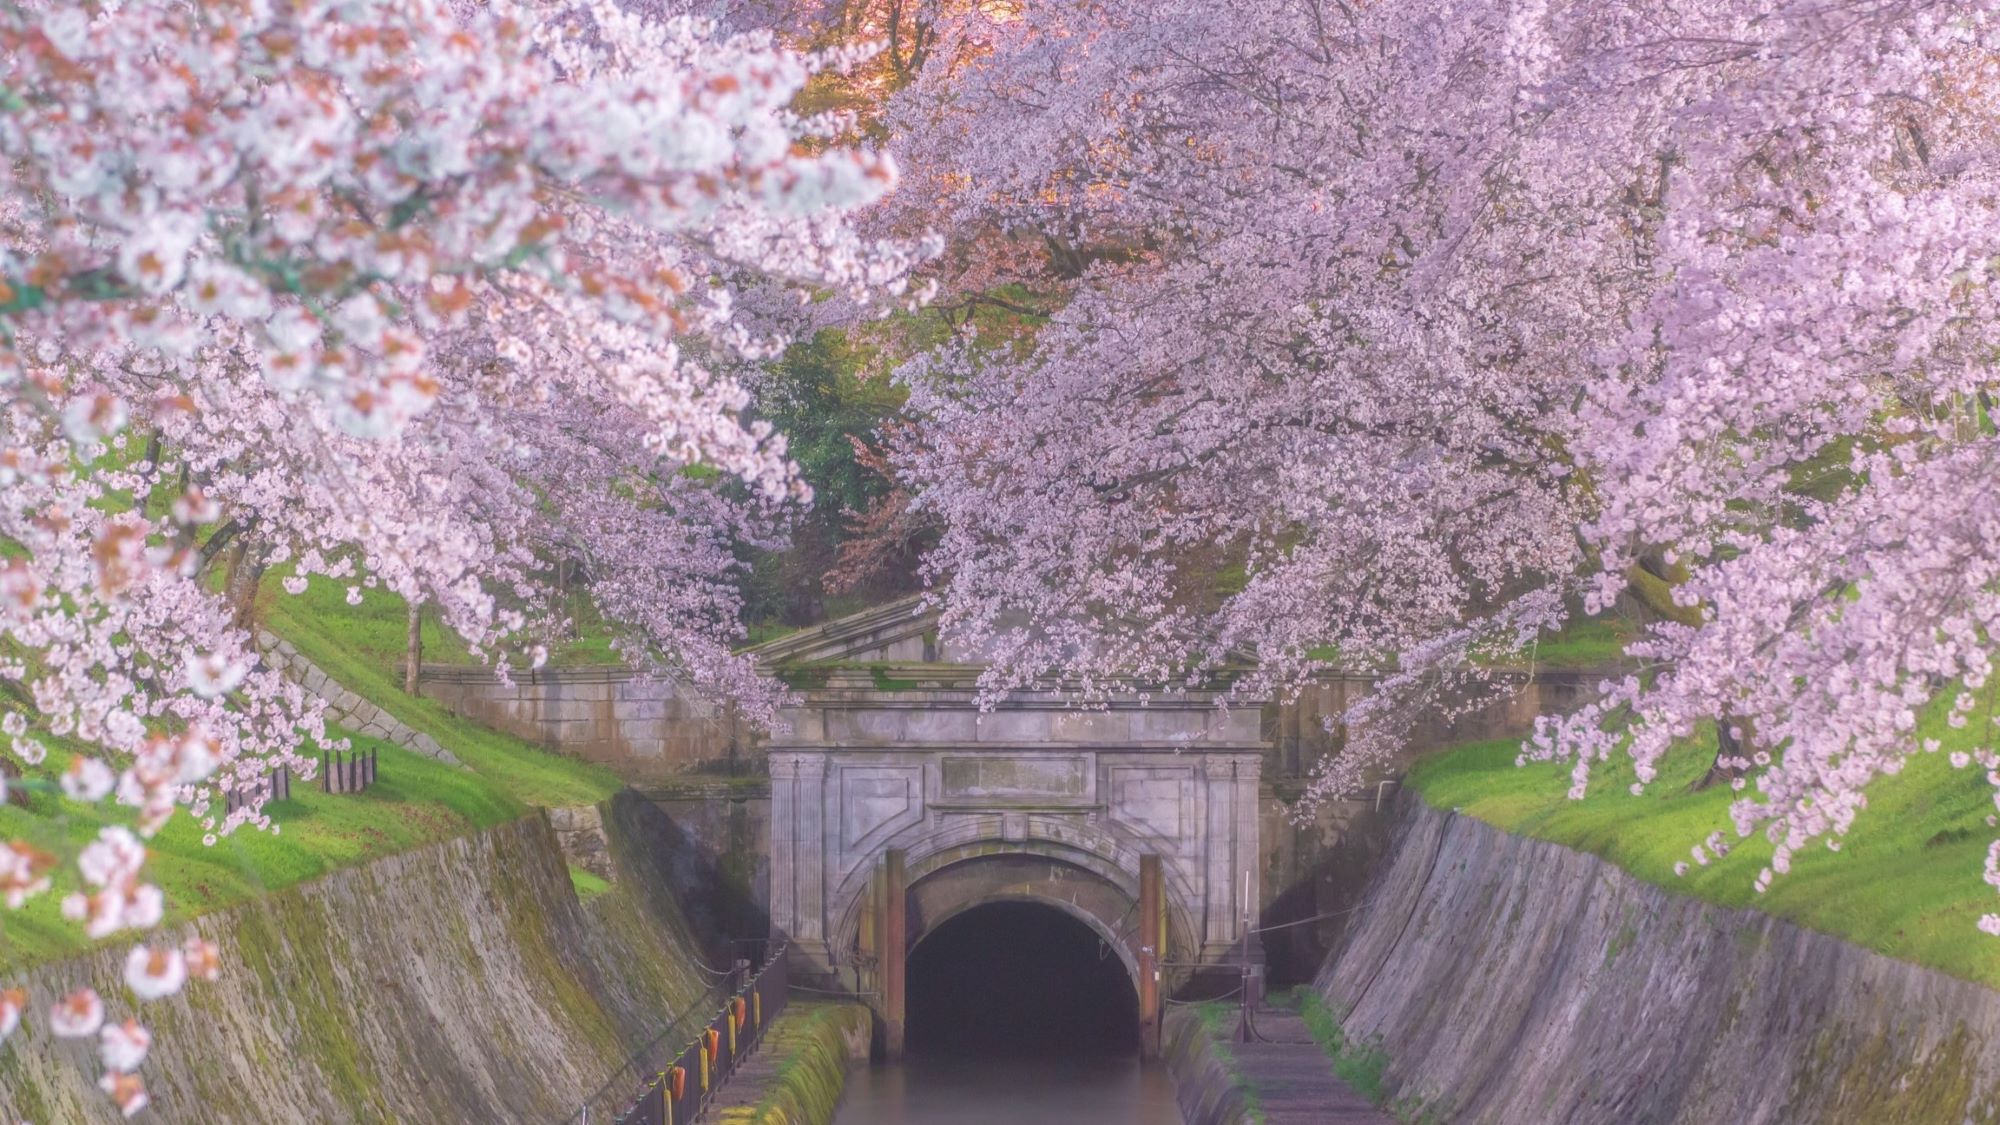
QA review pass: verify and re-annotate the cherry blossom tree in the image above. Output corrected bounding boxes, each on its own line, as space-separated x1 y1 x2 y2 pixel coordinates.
880 0 2000 926
0 0 918 1110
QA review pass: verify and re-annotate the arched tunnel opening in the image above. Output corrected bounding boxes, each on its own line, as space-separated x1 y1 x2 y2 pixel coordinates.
906 901 1140 1059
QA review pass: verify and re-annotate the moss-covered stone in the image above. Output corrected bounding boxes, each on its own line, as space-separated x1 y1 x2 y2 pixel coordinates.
712 1003 870 1125
0 808 719 1123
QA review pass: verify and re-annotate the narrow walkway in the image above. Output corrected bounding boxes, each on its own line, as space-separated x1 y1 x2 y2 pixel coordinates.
1235 1010 1392 1124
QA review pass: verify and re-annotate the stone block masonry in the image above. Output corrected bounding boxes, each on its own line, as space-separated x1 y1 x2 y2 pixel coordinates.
255 629 460 765
1318 795 2000 1124
418 663 741 780
0 811 716 1123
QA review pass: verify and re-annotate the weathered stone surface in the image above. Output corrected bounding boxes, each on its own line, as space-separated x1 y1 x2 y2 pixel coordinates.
1317 797 2000 1124
418 665 741 780
1164 1008 1388 1125
710 1003 870 1125
1165 1008 1256 1125
248 630 463 766
0 811 714 1124
550 804 617 882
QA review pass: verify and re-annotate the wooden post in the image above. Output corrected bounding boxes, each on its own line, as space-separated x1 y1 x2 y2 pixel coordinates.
404 601 423 695
884 848 907 1061
1139 853 1163 1059
859 864 880 987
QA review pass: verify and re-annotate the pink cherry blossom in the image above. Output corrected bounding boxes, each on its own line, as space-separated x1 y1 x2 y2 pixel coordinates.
871 0 2000 930
99 1019 151 1073
124 944 188 1002
98 1071 150 1119
0 988 23 1041
49 989 105 1038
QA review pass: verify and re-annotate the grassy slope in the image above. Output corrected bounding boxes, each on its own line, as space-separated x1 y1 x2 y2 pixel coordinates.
0 574 629 969
1407 713 2000 988
1500 615 1636 669
0 729 523 968
260 578 622 807
261 572 621 670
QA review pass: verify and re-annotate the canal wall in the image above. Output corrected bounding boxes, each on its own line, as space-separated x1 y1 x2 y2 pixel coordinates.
711 1002 870 1125
1316 796 2000 1124
0 801 719 1124
1163 1007 1259 1125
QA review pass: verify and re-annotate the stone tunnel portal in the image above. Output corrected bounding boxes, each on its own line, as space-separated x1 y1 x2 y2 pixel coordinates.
907 899 1141 1058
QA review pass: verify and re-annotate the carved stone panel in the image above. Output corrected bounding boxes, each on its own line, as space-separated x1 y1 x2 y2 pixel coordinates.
936 753 1095 807
1108 764 1197 852
833 765 925 890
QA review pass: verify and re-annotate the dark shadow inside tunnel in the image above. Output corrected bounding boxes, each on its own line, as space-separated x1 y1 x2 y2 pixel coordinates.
906 901 1139 1059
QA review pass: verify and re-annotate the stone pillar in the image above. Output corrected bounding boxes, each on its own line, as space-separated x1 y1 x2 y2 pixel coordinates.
796 755 829 967
1203 756 1238 960
771 752 832 973
1235 752 1267 997
1138 853 1163 1059
769 754 798 945
883 848 908 1061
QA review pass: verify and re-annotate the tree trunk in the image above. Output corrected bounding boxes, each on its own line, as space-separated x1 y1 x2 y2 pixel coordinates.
222 538 266 630
1689 715 1748 792
405 601 423 694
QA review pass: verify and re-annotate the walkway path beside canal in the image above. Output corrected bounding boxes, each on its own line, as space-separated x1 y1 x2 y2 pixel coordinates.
1233 1010 1393 1124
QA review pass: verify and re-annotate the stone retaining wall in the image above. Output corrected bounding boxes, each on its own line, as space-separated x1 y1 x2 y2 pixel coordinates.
256 630 459 765
0 808 713 1123
1316 796 2000 1124
1163 1008 1257 1125
419 664 741 779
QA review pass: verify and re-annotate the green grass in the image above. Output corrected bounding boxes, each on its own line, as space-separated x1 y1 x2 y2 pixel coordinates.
0 729 525 969
1276 988 1390 1104
259 571 622 672
1503 615 1637 669
568 864 613 903
1407 712 2000 988
1303 615 1636 673
1194 1002 1267 1124
262 578 622 808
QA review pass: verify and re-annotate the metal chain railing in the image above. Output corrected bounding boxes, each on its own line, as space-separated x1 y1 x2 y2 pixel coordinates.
583 942 790 1125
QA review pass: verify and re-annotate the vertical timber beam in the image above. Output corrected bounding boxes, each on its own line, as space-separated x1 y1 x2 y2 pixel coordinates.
859 864 881 994
884 847 908 1061
1138 853 1163 1059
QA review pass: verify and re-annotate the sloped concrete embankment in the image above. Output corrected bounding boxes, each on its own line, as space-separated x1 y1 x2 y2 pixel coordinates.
0 802 715 1123
1163 1007 1258 1125
712 1002 870 1125
1317 797 2000 1124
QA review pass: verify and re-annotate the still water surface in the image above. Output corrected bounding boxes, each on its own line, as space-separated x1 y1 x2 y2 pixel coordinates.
832 1054 1185 1125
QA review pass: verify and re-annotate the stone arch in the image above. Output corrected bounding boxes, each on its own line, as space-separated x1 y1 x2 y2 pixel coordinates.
828 837 1199 989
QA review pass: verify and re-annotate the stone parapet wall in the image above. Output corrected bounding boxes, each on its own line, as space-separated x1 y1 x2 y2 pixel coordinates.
1262 667 1607 781
256 630 459 765
1316 796 2000 1124
419 663 744 779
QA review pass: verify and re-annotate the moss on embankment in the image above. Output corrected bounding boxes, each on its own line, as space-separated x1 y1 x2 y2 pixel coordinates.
1163 1006 1261 1125
0 806 715 1123
712 1003 871 1125
1317 797 2000 1124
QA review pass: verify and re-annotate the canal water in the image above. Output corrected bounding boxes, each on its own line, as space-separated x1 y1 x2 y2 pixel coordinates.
832 900 1186 1124
833 1054 1184 1124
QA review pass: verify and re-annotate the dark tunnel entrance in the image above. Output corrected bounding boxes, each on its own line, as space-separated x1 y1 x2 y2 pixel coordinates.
906 901 1140 1059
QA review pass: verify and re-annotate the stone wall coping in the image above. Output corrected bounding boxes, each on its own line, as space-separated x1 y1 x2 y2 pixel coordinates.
419 658 1616 693
762 740 1271 754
